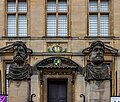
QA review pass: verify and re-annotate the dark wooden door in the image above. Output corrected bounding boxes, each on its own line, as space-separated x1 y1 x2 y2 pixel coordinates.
48 81 67 102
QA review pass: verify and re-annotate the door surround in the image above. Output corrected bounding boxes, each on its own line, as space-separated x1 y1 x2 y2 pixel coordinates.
36 57 82 102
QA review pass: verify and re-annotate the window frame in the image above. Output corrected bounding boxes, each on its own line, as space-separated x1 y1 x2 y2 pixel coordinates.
46 0 69 37
88 0 111 37
6 0 28 37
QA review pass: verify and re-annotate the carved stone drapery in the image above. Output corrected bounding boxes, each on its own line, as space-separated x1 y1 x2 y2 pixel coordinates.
82 41 118 81
83 63 110 81
7 41 33 80
8 64 33 80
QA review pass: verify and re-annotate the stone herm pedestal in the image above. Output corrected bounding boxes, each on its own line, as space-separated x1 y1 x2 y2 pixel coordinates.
7 41 33 102
82 41 115 102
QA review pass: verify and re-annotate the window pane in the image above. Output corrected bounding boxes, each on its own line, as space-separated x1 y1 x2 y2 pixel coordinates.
18 15 27 36
7 15 16 36
58 0 67 12
6 64 10 75
7 0 16 12
100 0 109 12
47 0 56 12
58 15 67 36
18 0 27 12
89 0 98 12
100 15 109 36
6 64 10 102
89 15 98 36
47 15 56 36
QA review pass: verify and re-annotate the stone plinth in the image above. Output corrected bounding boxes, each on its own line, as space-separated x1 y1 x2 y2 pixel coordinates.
86 80 110 102
8 80 31 102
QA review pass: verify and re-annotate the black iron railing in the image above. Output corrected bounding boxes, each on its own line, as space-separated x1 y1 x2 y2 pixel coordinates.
80 94 85 102
29 93 36 102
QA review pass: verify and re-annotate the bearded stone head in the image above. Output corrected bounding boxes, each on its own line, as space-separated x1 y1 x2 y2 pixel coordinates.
13 41 27 66
89 41 105 65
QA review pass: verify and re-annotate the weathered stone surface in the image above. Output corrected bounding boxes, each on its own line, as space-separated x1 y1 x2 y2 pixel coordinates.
8 80 30 102
86 80 110 102
75 74 85 102
7 41 33 102
0 0 119 101
7 41 33 80
82 41 111 81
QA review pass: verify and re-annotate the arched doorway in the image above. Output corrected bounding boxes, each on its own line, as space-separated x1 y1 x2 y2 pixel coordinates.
35 57 82 102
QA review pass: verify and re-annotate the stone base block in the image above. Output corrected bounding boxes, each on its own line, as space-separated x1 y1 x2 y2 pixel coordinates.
86 80 110 102
8 80 30 102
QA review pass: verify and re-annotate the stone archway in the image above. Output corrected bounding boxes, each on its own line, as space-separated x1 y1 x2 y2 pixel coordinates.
35 57 82 102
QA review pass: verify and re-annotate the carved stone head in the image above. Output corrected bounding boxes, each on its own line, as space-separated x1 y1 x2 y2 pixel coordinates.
89 41 105 65
13 41 27 66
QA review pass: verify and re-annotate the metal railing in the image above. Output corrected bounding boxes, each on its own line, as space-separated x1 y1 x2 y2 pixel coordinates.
29 93 36 102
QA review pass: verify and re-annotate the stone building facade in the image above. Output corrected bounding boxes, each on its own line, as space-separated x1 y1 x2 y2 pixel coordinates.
0 0 120 102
